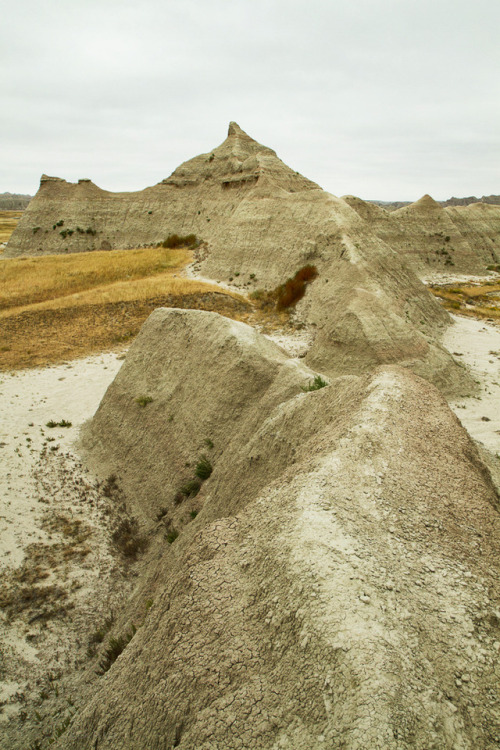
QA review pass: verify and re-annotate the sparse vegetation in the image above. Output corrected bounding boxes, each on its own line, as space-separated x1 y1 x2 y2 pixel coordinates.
429 281 500 321
87 614 115 656
46 419 72 428
301 375 328 392
112 517 147 559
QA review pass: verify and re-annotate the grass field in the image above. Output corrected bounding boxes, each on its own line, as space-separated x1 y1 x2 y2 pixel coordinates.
0 246 257 370
0 210 23 244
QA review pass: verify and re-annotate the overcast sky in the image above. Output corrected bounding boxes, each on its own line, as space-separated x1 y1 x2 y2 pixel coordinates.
1 0 498 201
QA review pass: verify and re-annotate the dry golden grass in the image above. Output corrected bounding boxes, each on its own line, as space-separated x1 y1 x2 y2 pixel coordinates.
0 246 190 311
0 210 23 244
430 282 500 321
0 246 261 370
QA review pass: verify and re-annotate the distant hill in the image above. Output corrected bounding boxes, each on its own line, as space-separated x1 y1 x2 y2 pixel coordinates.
368 195 500 211
0 192 32 210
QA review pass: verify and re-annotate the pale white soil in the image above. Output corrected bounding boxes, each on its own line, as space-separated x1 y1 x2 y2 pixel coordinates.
0 352 129 727
442 315 500 455
421 271 500 285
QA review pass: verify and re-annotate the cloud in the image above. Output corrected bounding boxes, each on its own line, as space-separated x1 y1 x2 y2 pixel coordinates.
1 0 499 199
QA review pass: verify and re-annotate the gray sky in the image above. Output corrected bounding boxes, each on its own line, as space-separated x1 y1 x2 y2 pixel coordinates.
1 0 498 201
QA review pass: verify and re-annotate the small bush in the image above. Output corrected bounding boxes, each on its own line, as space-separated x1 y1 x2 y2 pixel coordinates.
301 375 328 392
88 614 115 655
276 265 318 310
162 233 198 249
195 455 213 480
102 474 118 497
135 395 153 407
251 265 318 312
97 625 136 675
166 529 179 544
112 518 147 559
180 479 201 497
46 419 72 428
204 438 214 449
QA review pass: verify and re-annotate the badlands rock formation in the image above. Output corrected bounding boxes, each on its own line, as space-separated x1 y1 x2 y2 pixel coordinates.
55 308 500 750
3 125 500 748
4 123 476 395
344 194 500 274
6 123 499 280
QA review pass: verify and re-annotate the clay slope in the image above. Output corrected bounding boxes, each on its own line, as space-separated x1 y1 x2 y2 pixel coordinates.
62 309 500 749
344 193 500 274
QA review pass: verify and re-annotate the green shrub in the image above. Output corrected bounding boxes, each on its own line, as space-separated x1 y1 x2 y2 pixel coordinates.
97 626 136 675
180 479 201 497
135 395 153 407
195 455 213 480
46 419 72 428
166 529 179 544
301 375 328 392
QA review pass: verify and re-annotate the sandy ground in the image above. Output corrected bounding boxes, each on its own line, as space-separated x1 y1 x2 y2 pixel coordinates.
421 271 500 285
442 314 500 456
0 353 124 568
0 351 128 729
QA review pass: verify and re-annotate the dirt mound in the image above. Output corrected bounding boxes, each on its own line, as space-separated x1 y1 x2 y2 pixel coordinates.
58 309 500 749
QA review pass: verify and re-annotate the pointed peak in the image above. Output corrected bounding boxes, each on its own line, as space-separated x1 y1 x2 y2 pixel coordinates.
414 194 440 208
228 121 252 138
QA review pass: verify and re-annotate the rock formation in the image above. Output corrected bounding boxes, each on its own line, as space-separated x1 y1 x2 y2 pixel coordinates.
4 123 476 395
345 194 500 274
57 308 500 749
6 124 499 280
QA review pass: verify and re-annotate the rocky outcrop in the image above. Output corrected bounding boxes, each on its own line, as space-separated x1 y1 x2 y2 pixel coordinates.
64 308 500 749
